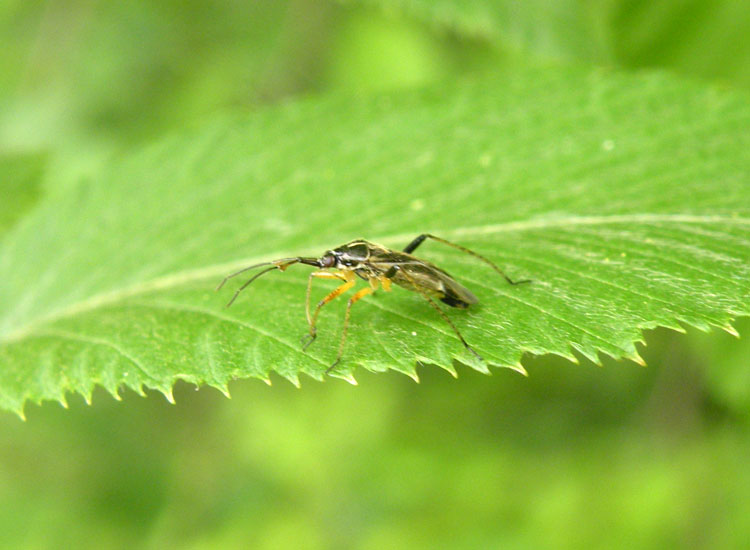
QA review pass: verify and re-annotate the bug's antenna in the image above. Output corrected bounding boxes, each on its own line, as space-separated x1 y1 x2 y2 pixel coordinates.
218 256 322 307
216 262 275 291
225 266 278 307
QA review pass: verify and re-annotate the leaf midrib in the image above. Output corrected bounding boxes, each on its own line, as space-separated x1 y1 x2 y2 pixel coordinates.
2 213 746 345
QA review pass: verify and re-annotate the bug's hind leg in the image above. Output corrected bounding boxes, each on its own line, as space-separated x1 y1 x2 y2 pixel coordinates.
326 285 374 374
403 233 532 285
416 291 483 361
402 234 429 254
388 264 483 361
302 270 353 350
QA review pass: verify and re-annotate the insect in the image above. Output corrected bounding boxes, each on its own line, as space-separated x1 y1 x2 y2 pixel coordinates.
217 234 531 373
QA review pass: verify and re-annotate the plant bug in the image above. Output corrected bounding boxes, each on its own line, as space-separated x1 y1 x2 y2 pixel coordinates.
217 234 531 373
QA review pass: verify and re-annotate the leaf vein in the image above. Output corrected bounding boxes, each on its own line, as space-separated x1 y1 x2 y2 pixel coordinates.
30 328 154 383
3 213 748 345
126 299 330 369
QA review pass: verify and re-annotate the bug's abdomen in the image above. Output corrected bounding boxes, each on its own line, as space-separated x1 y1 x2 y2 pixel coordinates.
439 280 479 308
440 293 472 308
388 263 479 308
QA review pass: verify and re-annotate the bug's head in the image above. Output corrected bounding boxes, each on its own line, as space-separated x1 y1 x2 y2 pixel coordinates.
317 253 337 268
327 241 370 268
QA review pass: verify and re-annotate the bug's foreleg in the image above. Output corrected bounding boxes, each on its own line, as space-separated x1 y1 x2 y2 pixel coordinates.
403 234 531 285
306 271 349 326
302 270 354 351
326 286 374 374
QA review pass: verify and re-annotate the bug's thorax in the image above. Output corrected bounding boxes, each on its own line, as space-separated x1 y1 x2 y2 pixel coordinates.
328 239 378 271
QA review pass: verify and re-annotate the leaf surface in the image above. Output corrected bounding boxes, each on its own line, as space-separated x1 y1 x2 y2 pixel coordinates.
0 153 45 238
345 0 609 62
1 65 749 415
347 0 750 88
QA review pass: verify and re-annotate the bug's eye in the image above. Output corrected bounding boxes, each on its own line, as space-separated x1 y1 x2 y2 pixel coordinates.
320 255 336 268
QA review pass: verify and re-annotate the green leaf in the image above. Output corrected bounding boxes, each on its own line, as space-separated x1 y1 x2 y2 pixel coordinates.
0 1 326 147
343 0 610 63
1 65 749 416
0 152 45 238
607 1 750 88
346 0 750 88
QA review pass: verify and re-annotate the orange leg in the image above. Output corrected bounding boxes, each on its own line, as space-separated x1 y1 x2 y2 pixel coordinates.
327 286 374 373
302 270 355 350
379 276 392 292
306 270 348 326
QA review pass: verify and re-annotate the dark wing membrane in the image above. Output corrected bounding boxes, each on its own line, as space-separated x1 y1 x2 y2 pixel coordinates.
369 251 478 308
436 272 479 308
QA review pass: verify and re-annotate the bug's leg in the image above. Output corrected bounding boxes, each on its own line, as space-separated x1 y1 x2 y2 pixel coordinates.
302 270 348 348
402 234 429 254
378 275 392 292
302 270 355 351
403 234 531 285
306 271 348 327
388 265 483 361
420 291 483 361
326 285 374 374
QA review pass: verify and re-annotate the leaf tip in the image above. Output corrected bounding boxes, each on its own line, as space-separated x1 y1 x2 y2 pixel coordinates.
339 373 358 386
404 370 420 383
589 352 604 368
473 361 492 375
161 387 176 404
628 351 647 367
722 323 740 338
509 362 528 377
458 352 491 375
284 374 301 388
211 383 231 398
668 322 688 334
437 362 458 378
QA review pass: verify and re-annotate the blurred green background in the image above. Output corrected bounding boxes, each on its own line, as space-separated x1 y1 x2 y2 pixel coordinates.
1 1 749 548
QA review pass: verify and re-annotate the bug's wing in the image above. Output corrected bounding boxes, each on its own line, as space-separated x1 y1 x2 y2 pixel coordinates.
434 267 479 308
371 255 479 308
